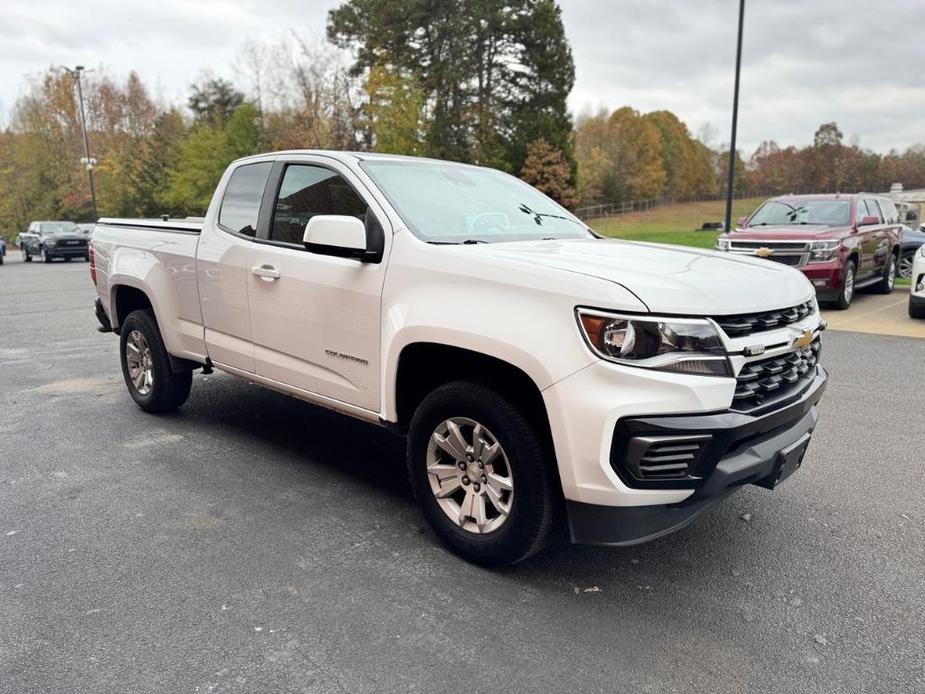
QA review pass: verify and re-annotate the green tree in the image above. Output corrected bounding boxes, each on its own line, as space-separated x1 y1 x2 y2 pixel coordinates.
163 103 261 215
327 0 575 172
363 64 425 154
188 77 245 126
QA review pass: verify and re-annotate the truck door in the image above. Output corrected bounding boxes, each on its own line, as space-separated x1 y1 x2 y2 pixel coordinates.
246 158 389 413
855 198 878 279
862 197 889 277
197 160 274 373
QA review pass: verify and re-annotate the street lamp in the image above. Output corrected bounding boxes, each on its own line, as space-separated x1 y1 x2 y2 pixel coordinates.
59 65 98 221
724 0 745 235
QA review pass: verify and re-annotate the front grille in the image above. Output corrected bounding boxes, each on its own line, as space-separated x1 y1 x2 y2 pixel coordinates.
625 434 712 480
729 240 809 251
766 255 802 266
58 239 87 248
713 300 815 338
733 338 821 412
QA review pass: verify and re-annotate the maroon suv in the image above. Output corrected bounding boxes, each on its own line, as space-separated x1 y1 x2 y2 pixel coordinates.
715 194 901 309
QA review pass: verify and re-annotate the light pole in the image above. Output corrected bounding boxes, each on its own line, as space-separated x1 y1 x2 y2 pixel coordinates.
724 0 745 234
60 65 98 221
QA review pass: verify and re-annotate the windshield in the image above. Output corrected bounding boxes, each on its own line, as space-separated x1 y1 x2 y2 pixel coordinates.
748 200 850 228
360 160 593 244
40 222 78 235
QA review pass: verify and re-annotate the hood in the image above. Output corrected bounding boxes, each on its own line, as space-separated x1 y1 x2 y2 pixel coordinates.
465 238 814 315
47 232 86 242
726 224 850 240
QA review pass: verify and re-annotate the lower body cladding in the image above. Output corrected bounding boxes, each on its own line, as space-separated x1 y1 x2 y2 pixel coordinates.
543 358 827 546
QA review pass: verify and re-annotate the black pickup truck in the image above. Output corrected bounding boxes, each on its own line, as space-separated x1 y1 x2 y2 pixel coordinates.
19 221 89 263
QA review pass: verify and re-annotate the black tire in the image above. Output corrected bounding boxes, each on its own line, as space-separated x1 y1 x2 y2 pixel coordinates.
40 247 52 263
119 309 192 413
407 381 560 566
84 254 90 262
832 259 856 310
23 250 31 262
872 253 896 294
910 299 925 319
0 254 3 265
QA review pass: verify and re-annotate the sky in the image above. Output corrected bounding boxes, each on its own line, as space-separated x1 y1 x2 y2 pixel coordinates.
1 0 923 155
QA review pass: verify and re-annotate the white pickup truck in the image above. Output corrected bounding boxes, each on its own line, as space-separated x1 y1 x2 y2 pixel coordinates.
91 150 827 565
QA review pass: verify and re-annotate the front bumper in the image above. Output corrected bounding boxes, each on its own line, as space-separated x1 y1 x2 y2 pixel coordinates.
800 259 845 299
46 245 88 258
565 367 826 545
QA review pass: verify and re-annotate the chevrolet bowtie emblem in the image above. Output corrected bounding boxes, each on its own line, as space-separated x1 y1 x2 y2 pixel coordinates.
754 247 774 258
791 329 814 350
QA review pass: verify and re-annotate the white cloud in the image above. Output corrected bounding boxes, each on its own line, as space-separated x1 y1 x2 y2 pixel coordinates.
1 0 922 153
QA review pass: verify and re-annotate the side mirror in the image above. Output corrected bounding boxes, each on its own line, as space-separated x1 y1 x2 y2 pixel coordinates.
859 215 880 227
303 215 371 260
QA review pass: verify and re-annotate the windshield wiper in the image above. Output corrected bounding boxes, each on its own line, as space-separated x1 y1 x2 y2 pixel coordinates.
518 203 579 227
426 239 488 245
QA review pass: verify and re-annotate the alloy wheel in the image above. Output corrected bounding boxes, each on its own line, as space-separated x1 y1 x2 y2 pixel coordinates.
843 268 855 303
426 417 514 534
887 257 896 290
898 256 913 280
125 329 154 395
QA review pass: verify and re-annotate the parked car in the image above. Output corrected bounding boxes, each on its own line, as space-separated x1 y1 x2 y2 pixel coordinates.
0 238 6 264
715 193 901 309
90 151 827 566
909 245 925 318
19 221 90 263
899 224 925 280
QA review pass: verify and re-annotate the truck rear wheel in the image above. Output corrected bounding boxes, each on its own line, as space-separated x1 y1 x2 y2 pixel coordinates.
119 309 192 413
407 381 559 566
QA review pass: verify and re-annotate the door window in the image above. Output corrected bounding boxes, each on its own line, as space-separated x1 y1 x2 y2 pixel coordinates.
856 199 869 221
270 165 368 245
218 162 273 237
863 199 883 223
878 198 898 224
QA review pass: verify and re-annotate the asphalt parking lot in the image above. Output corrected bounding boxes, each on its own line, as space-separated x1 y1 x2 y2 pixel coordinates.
1 253 923 694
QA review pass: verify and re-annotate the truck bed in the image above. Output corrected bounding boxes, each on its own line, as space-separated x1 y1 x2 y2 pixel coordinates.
92 217 206 363
96 217 204 234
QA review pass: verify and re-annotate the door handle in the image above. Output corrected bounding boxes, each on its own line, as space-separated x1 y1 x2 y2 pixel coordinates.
251 264 280 281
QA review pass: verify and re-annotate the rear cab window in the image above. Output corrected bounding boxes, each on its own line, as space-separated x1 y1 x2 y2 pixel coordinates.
218 162 273 237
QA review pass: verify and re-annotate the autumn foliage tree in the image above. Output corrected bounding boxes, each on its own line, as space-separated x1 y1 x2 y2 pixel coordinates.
520 138 575 207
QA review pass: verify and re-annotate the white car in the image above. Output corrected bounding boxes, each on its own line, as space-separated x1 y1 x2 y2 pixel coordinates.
89 150 827 565
909 244 925 318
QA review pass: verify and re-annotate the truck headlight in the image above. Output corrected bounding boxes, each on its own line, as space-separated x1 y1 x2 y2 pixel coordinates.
808 240 839 263
715 238 730 251
44 238 57 247
576 309 731 377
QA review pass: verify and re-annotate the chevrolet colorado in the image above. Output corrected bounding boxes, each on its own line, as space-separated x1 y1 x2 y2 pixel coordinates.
91 151 827 566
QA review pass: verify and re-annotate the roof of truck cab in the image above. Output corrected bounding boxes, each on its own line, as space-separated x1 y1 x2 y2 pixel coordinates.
233 150 479 168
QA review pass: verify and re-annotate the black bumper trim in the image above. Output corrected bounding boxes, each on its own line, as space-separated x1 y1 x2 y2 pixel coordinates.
567 369 826 546
94 298 113 333
610 367 826 489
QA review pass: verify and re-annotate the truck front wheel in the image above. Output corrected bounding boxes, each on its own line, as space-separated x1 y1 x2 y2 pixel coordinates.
407 381 560 566
832 259 856 310
119 309 192 413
